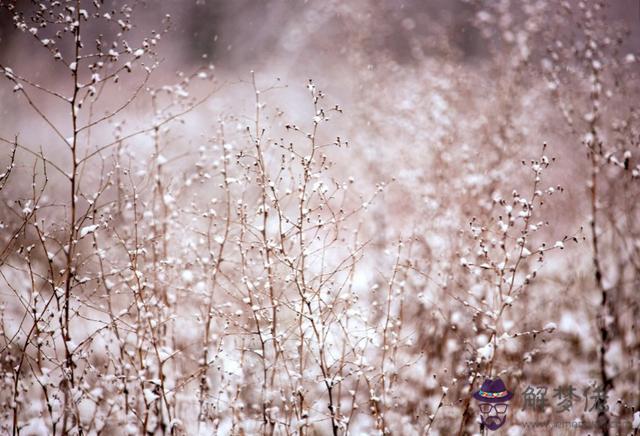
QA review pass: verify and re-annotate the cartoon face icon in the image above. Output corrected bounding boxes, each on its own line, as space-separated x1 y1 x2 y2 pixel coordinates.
473 378 513 431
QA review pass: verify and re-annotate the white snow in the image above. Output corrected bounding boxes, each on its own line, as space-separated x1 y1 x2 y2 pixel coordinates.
79 224 99 238
181 270 194 283
476 342 494 361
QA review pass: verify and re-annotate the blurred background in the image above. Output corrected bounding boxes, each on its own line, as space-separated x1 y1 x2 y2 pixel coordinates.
1 0 640 434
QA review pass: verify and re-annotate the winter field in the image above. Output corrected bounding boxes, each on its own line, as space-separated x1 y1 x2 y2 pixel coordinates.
0 1 639 435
